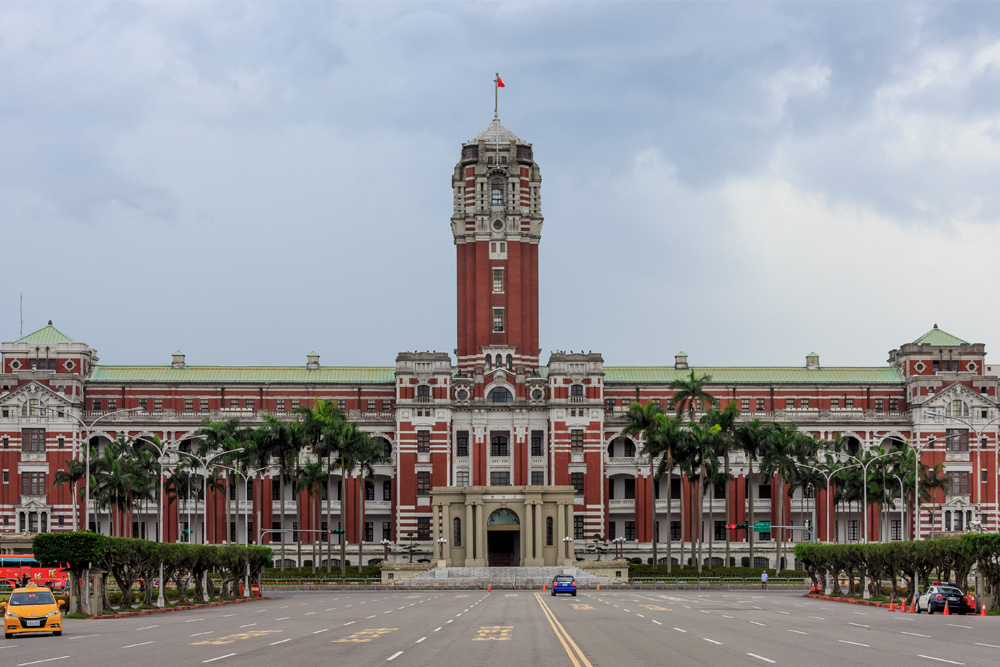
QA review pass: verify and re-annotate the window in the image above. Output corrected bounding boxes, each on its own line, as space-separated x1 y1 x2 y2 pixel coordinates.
416 385 431 402
383 399 393 412
417 471 431 496
487 387 512 403
890 520 901 541
845 397 854 409
785 399 794 409
574 516 585 539
2 470 7 484
531 431 543 456
275 399 285 412
490 471 510 486
417 430 430 454
546 517 554 546
983 469 989 484
531 470 545 486
93 397 102 411
21 472 46 495
874 398 884 411
107 398 116 410
364 522 374 542
57 436 64 449
367 399 375 412
890 398 899 411
802 398 810 409
153 398 163 411
946 429 969 452
490 435 508 457
493 308 504 332
491 178 504 205
670 521 681 541
291 399 300 410
625 521 636 541
624 477 636 499
714 481 726 498
22 429 45 453
417 517 431 540
2 436 6 449
383 521 391 541
184 398 193 411
336 399 345 410
947 471 970 495
715 521 726 541
756 398 765 411
246 399 254 411
947 400 969 417
271 521 282 543
848 520 860 541
453 518 462 547
570 384 584 402
759 483 771 499
272 482 281 500
493 268 504 293
230 399 239 409
570 472 584 495
456 432 469 457
364 481 375 501
383 480 392 501
456 471 469 486
830 398 839 409
571 430 584 457
138 398 147 410
741 398 750 411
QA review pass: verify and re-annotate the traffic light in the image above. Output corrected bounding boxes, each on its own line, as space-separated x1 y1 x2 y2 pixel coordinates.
329 528 345 535
726 524 748 530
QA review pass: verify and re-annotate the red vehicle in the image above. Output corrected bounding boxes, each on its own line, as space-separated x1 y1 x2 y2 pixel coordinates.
0 555 67 592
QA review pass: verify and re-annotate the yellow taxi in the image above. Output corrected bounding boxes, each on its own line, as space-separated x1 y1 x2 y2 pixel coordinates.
2 583 66 639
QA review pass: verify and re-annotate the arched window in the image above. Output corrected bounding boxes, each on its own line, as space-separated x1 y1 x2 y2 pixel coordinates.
491 178 504 205
381 438 393 458
947 400 969 417
490 435 509 457
453 517 462 547
21 399 45 417
506 354 513 371
546 516 554 546
624 440 636 457
495 354 503 368
416 385 430 402
485 355 492 371
487 387 512 404
570 384 584 402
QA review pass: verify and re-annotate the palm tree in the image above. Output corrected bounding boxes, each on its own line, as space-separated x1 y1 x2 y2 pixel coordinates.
621 400 664 569
352 429 390 569
734 419 768 566
297 461 328 574
702 402 740 566
298 399 345 573
685 420 721 574
261 414 305 569
640 413 685 572
53 458 87 530
670 370 718 421
196 418 241 544
759 422 799 570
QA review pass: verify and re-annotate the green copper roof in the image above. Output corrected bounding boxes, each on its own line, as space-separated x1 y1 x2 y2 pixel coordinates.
912 326 969 347
604 366 904 385
90 365 395 384
17 323 74 345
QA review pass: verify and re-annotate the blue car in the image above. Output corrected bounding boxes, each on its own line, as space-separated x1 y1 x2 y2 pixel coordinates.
552 575 577 596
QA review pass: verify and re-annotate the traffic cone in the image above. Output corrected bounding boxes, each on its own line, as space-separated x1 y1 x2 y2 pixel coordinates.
488 584 491 592
943 603 950 616
889 599 895 612
596 584 600 591
982 605 989 617
542 583 546 591
900 600 907 613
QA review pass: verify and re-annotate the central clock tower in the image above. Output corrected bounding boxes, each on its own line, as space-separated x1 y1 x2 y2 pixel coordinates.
452 115 543 377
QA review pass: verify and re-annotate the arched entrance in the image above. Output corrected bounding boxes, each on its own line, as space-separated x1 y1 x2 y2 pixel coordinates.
486 508 520 567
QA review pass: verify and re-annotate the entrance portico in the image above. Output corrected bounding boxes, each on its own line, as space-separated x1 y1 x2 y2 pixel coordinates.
430 486 575 567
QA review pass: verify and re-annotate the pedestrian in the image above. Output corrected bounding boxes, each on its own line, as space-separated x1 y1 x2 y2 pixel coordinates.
761 570 768 590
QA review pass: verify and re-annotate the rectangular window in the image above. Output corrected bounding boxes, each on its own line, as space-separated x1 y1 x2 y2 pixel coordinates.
759 484 772 499
417 430 431 454
107 398 117 410
571 430 584 457
890 520 901 541
383 480 392 501
946 429 969 452
785 399 794 409
492 268 504 293
802 398 810 409
830 398 839 409
756 398 765 411
492 308 504 333
546 517 554 546
890 398 899 411
417 517 431 540
271 521 282 543
272 482 281 500
153 398 163 411
670 520 681 541
417 471 431 496
947 471 970 495
624 477 636 499
714 521 726 541
574 516 585 540
531 471 545 486
741 398 750 411
382 399 393 412
848 520 860 541
845 397 854 409
614 521 629 542
364 521 374 542
291 398 300 410
570 472 584 495
246 399 255 411
490 471 510 486
21 472 46 495
367 399 376 412
490 437 508 457
92 397 102 411
456 471 469 486
382 521 391 541
2 436 7 449
983 469 989 484
456 431 469 457
22 428 45 453
184 398 193 411
230 399 239 409
714 481 726 499
605 398 616 412
276 399 285 412
531 431 543 457
2 470 7 484
874 398 884 411
138 398 147 410
292 521 299 543
364 482 375 501
57 437 64 449
230 522 237 543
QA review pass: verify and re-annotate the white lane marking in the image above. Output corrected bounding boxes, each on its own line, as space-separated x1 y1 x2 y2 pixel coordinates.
304 612 315 616
722 615 734 619
191 632 213 637
652 620 662 625
203 654 236 664
270 639 291 646
434 627 442 632
839 640 870 647
238 623 257 629
674 627 687 633
636 614 645 618
367 615 377 619
122 641 155 648
254 609 268 613
747 654 776 664
17 659 70 667
313 629 329 635
185 618 205 623
699 610 709 614
385 611 393 614
135 625 159 631
750 621 766 627
788 630 809 635
276 617 289 621
751 605 763 610
975 642 1000 648
387 651 403 661
902 632 931 638
704 638 722 645
808 616 825 620
849 622 870 628
222 614 237 618
415 637 426 644
917 656 964 665
67 635 99 640
946 624 973 629
344 621 356 626
776 611 790 615
447 620 453 624
326 608 337 611
853 612 870 616
279 606 289 609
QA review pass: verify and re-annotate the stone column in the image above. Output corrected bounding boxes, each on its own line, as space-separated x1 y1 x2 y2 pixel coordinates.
474 503 485 567
432 503 440 550
534 503 544 566
556 502 566 565
465 502 474 566
566 503 575 565
524 502 533 563
442 503 451 564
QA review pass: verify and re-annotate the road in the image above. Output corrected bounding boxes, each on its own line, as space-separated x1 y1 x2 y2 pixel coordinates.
2 588 996 666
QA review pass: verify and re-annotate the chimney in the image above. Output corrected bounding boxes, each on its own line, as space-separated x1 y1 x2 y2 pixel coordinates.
171 351 185 369
306 351 320 370
806 352 820 370
674 352 688 370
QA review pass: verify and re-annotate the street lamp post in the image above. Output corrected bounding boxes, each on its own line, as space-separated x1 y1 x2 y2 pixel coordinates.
217 464 274 599
381 539 391 562
844 451 902 544
437 537 447 560
612 536 625 560
563 536 572 561
795 464 842 544
891 474 906 541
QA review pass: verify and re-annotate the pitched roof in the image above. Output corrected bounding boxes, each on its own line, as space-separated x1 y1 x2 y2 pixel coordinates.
912 326 969 347
89 365 395 384
474 117 521 144
17 323 74 345
604 366 904 385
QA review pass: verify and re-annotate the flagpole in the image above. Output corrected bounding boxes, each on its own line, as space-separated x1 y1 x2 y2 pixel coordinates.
494 72 499 119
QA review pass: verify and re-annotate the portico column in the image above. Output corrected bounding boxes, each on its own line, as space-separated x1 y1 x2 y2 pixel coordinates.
534 504 544 566
566 503 574 553
465 502 474 565
432 503 440 548
442 503 451 562
556 502 566 563
522 502 532 566
475 503 485 566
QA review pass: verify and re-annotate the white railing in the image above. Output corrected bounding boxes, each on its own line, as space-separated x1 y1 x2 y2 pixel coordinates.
320 500 342 512
271 500 298 513
609 499 635 510
606 456 637 465
365 500 391 513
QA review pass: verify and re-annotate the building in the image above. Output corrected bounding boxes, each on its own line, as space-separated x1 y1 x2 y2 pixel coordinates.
1 113 997 568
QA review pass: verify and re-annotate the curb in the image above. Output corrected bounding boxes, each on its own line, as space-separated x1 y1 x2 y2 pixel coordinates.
90 596 270 619
805 593 895 609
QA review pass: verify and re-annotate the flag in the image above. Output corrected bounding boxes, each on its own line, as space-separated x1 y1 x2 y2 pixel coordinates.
496 74 505 88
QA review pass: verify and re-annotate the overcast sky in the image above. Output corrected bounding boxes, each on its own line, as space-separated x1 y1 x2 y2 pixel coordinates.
3 2 999 369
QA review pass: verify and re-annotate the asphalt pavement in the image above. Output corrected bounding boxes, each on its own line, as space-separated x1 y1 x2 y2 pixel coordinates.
2 588 996 666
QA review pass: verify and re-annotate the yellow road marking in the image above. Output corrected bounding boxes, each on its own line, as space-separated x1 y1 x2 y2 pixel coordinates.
192 630 280 646
535 593 594 667
405 595 422 599
505 593 519 598
473 626 513 641
640 605 670 611
571 604 594 610
455 594 470 598
332 628 398 643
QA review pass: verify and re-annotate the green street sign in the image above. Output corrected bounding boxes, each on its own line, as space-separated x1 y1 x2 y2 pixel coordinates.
753 521 771 533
